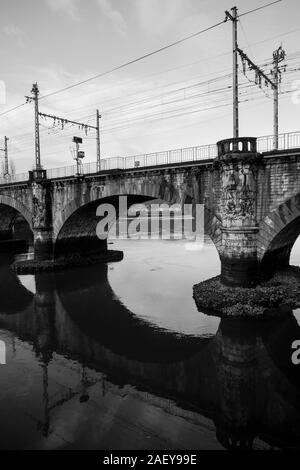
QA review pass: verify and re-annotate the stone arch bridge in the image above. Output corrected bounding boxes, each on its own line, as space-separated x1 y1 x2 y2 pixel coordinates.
1 136 300 287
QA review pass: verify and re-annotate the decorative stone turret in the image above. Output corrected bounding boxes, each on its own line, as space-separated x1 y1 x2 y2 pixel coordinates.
216 137 262 287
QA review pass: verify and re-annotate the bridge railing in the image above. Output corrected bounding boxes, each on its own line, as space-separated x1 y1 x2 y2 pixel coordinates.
0 171 29 185
1 130 300 185
256 131 300 152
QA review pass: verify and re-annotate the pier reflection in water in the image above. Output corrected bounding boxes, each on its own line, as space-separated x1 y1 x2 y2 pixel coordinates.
0 239 299 449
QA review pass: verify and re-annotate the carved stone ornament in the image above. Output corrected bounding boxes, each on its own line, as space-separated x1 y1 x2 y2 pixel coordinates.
32 182 47 228
222 164 256 220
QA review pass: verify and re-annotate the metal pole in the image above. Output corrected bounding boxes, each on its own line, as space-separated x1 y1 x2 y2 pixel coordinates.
273 60 279 150
96 109 101 172
232 6 239 139
32 83 42 169
272 46 285 150
4 136 9 176
76 140 80 175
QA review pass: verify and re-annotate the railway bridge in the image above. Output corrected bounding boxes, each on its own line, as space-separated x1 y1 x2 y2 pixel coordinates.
1 133 300 286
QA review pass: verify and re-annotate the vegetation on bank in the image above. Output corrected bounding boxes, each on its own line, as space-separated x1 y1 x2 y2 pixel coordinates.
193 266 300 319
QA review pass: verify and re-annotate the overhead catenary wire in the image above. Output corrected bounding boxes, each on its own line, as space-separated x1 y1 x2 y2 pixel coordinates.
10 92 294 167
39 1 283 102
0 20 228 120
0 102 27 118
39 20 228 102
10 60 296 146
9 81 289 152
39 54 281 129
238 0 283 18
1 0 292 170
8 64 296 147
1 8 296 124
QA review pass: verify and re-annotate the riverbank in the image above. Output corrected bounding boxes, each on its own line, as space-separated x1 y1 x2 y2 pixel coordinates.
11 250 124 274
193 266 300 319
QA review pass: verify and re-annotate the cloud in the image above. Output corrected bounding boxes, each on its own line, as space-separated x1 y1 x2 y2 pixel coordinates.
45 0 81 22
97 0 128 37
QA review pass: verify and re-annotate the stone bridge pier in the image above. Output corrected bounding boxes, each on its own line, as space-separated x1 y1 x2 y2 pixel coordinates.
31 171 54 261
216 137 261 286
215 136 300 287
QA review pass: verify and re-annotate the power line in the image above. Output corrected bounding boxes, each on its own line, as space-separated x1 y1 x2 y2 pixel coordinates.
1 18 297 124
27 87 276 141
39 20 227 101
48 57 274 124
37 82 256 138
9 65 294 147
40 2 284 102
3 2 294 168
9 71 293 148
239 17 255 58
0 102 27 118
40 3 283 103
238 0 283 18
10 92 294 171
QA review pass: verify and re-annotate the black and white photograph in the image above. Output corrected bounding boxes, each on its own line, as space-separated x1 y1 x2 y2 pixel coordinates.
0 0 300 457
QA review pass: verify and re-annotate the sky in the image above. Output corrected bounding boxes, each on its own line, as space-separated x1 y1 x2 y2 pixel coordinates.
0 0 300 173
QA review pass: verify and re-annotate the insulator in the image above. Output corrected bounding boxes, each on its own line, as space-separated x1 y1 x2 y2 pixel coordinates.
242 58 246 74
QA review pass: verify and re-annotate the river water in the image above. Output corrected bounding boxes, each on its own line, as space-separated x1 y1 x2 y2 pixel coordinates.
0 235 299 450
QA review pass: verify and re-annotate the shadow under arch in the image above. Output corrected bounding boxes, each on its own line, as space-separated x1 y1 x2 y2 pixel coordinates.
53 193 223 260
54 195 155 258
54 262 211 363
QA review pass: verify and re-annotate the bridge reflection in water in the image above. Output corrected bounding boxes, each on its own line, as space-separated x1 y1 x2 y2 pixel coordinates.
0 258 300 450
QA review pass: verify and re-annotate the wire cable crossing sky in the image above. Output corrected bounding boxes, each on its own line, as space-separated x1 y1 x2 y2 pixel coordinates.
0 0 297 173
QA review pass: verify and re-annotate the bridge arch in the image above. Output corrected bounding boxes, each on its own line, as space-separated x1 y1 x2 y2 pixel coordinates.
258 193 300 276
53 178 187 241
53 190 222 259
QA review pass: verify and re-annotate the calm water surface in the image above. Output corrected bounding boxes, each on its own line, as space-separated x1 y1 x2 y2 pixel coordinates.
0 237 299 449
